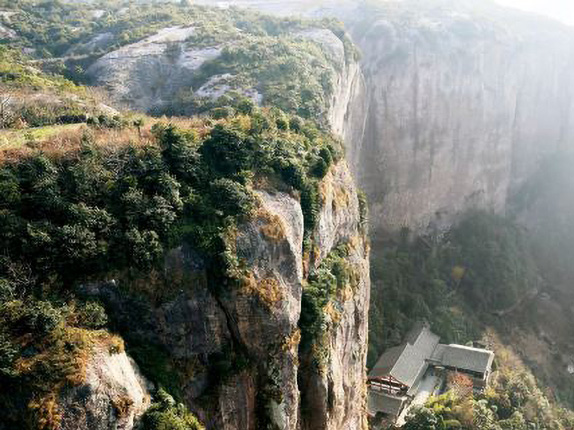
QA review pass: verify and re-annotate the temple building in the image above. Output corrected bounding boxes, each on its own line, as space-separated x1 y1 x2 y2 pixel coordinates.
368 323 494 424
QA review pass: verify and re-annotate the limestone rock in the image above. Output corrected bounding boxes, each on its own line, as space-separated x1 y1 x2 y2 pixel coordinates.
59 349 150 430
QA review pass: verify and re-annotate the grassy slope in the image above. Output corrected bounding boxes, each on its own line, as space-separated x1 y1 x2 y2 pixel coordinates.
0 124 84 150
1 0 357 123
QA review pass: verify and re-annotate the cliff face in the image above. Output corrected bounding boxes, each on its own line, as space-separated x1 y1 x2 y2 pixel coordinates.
210 0 574 234
71 15 371 428
337 0 574 233
86 161 369 430
299 163 370 430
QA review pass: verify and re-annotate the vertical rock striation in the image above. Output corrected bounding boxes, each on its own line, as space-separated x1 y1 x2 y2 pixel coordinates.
336 0 574 233
86 161 369 430
299 162 370 430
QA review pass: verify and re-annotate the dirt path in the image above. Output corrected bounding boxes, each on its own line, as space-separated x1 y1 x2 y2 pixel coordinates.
492 288 540 317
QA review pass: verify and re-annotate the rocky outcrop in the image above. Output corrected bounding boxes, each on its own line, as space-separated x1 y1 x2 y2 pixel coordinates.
87 26 221 112
299 162 370 430
85 161 369 430
79 9 370 429
59 349 150 430
85 19 366 134
216 0 574 234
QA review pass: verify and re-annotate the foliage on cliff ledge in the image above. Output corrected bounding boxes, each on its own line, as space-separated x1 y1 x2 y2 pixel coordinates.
0 108 339 288
142 389 204 430
0 105 342 427
0 279 123 429
299 243 361 370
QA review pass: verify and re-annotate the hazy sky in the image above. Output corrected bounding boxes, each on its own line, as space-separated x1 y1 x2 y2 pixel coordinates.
494 0 574 25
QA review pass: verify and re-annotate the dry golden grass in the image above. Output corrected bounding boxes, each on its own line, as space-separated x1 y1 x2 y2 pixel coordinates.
29 393 61 430
242 273 283 309
112 395 135 420
324 301 341 325
282 329 301 353
16 325 125 430
0 116 214 165
257 277 283 308
333 186 350 212
318 169 333 206
338 284 354 302
257 208 287 243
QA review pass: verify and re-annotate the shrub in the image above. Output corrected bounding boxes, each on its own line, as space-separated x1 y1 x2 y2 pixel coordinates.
300 183 319 234
124 228 164 270
2 300 63 338
236 98 255 115
86 116 100 126
444 419 463 429
288 116 303 132
97 114 125 129
77 302 108 330
357 190 368 233
157 125 200 183
278 161 306 190
210 106 235 120
55 224 107 264
0 279 14 301
141 389 204 430
310 157 329 179
299 245 353 363
210 178 255 217
318 147 333 166
0 169 21 209
403 406 440 430
275 116 289 131
200 124 251 176
0 331 19 378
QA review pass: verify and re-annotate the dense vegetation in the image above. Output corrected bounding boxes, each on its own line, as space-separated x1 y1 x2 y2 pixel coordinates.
367 207 574 429
141 389 204 430
368 211 537 366
0 0 358 123
0 104 342 428
0 3 359 427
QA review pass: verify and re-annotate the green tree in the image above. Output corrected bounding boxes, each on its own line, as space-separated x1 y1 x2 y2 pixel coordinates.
200 125 251 176
210 178 254 217
142 389 204 430
403 406 441 430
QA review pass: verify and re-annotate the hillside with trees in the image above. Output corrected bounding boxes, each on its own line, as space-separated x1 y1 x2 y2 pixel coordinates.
1 2 574 430
0 0 358 123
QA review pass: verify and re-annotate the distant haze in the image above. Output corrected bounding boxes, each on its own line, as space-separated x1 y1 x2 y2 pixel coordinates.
494 0 574 25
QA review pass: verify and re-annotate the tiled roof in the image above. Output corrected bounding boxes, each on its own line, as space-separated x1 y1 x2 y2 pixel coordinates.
433 344 494 374
369 323 440 388
369 344 408 378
